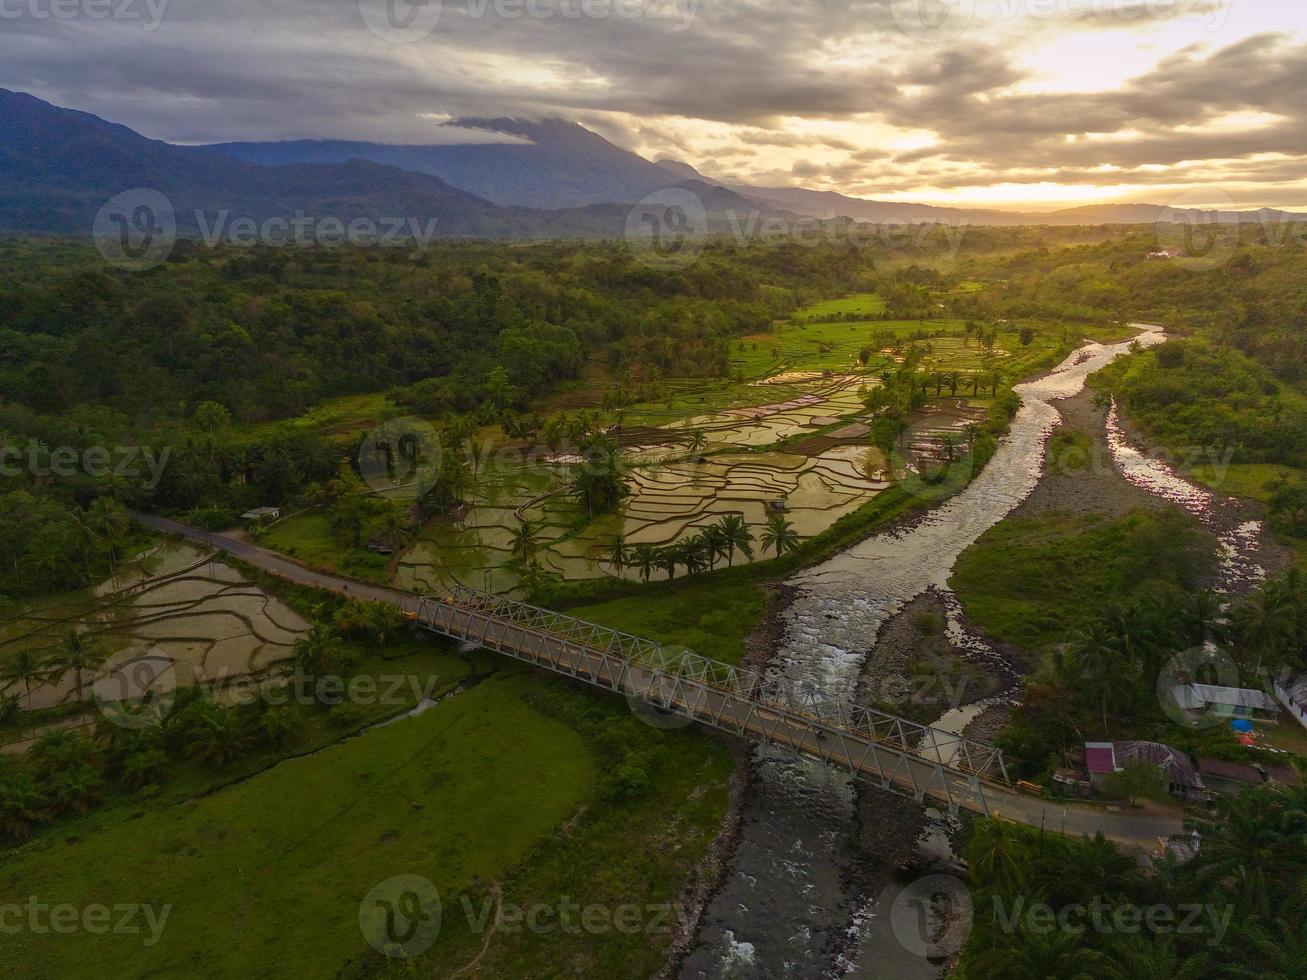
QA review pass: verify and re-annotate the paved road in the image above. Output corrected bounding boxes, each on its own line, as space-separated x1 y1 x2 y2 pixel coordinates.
134 511 1187 848
133 513 422 612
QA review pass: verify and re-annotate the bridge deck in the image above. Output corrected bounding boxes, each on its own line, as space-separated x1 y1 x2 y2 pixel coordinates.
416 586 1010 816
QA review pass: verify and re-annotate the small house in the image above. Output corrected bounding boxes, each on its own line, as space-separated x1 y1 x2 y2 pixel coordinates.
1085 740 1208 801
1272 675 1307 731
241 506 282 524
1170 683 1280 721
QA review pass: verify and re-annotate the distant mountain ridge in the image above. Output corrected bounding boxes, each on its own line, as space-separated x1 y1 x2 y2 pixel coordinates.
0 88 529 237
206 117 680 210
3 88 1303 241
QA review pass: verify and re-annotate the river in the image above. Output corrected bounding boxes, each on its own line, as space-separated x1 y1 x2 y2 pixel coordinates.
679 326 1169 979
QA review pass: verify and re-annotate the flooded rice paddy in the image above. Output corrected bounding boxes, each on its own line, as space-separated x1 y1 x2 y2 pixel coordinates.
396 373 894 593
0 542 308 714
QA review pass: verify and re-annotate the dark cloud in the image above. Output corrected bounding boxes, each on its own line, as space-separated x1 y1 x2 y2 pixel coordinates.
0 0 1299 203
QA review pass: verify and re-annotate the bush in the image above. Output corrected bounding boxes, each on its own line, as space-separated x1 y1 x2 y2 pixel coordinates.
185 505 239 531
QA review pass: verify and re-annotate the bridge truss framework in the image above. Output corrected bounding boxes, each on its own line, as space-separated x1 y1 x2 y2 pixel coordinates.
415 586 1010 816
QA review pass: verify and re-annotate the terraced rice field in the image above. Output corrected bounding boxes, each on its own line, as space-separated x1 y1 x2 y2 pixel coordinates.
0 542 308 712
387 294 1023 595
396 373 892 591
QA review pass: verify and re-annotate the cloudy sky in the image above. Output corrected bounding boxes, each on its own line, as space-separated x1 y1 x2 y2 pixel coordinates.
3 0 1304 209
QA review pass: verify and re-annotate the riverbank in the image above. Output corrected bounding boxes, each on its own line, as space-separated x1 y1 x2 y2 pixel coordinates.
682 327 1170 977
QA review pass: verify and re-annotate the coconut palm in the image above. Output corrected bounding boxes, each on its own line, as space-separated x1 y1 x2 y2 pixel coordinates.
688 428 708 457
48 766 104 817
46 629 107 703
518 558 547 599
1231 582 1296 675
1065 619 1140 736
292 624 344 677
761 513 800 557
0 648 51 708
964 819 1027 893
632 544 658 583
366 602 406 647
65 508 101 577
1108 934 1209 979
1224 909 1307 979
183 704 252 769
0 772 48 842
606 533 628 574
700 524 729 570
510 519 542 563
680 536 709 576
969 930 1114 979
716 514 755 566
88 497 131 576
657 546 679 582
375 507 414 554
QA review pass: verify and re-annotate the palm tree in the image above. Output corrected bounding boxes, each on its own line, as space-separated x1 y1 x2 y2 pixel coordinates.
1065 619 1140 736
518 558 547 599
606 533 628 575
970 930 1114 978
1224 909 1307 979
761 513 800 557
716 514 755 566
0 773 48 842
964 819 1027 893
46 629 107 703
700 525 729 570
292 624 343 677
88 497 130 576
510 519 542 563
1231 583 1296 675
680 536 709 576
657 546 679 582
688 428 708 458
375 507 414 554
632 544 658 583
183 704 252 769
1108 935 1209 979
366 602 405 647
48 767 104 817
0 648 50 708
65 507 101 577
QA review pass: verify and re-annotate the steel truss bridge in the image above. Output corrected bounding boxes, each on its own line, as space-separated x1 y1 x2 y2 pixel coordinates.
415 586 1011 815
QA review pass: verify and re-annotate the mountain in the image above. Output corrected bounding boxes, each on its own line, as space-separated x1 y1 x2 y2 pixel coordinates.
5 88 1301 243
207 118 681 210
0 88 575 238
654 158 723 186
727 183 1307 227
